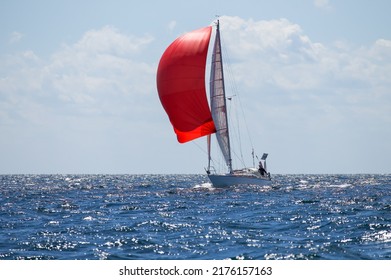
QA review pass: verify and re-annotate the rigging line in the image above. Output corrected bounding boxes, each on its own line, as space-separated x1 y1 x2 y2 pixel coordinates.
191 140 219 171
227 96 246 168
234 96 245 165
191 139 208 156
220 27 254 166
220 29 243 160
236 82 255 151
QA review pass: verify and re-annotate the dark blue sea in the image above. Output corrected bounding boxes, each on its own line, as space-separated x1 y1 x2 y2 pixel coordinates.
0 174 390 260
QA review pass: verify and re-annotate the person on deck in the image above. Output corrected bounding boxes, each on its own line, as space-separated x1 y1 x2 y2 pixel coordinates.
258 161 267 176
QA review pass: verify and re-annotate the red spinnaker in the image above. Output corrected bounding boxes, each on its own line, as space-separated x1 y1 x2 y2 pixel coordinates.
157 26 216 143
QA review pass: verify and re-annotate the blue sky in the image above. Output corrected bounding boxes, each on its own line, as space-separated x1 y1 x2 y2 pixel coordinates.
1 0 390 174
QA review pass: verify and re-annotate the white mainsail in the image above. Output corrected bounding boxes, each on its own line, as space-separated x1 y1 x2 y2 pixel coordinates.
209 21 232 173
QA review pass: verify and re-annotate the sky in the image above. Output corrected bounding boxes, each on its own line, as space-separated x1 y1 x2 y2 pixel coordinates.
1 0 390 174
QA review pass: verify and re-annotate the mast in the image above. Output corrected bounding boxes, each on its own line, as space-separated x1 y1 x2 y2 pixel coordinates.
207 134 211 173
210 20 233 173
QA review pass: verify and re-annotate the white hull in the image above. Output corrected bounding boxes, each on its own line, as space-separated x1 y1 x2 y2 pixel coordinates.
208 170 271 187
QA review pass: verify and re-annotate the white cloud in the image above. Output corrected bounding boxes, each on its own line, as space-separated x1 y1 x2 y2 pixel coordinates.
0 26 162 173
219 16 391 96
314 0 332 10
219 16 327 90
216 16 391 173
1 26 156 123
72 26 153 55
9 31 24 44
168 20 177 31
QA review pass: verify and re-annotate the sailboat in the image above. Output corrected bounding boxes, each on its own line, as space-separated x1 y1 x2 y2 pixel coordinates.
156 20 271 187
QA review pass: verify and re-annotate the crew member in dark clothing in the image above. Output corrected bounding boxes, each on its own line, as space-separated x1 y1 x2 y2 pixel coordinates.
258 161 267 176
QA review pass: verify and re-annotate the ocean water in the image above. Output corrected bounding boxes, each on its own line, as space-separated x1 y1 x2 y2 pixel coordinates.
0 174 390 260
